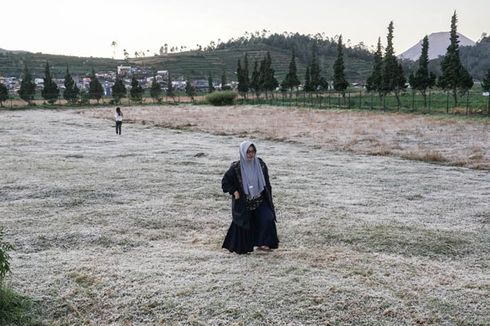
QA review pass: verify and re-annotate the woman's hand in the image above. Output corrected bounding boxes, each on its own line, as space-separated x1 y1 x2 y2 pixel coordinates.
233 191 240 200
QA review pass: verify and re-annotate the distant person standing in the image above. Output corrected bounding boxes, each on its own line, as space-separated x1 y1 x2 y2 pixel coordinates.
115 107 123 135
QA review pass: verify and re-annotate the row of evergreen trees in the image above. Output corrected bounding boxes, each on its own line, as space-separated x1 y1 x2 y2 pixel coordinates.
2 12 489 108
235 35 350 99
366 12 479 107
6 63 178 106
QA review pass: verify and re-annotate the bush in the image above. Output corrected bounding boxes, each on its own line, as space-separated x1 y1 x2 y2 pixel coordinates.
0 227 13 282
0 286 34 325
0 227 35 325
205 91 237 106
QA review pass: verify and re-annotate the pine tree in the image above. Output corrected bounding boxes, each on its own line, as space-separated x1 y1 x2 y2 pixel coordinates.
63 67 79 104
150 76 163 103
250 61 260 97
243 54 250 92
207 74 215 93
333 35 349 95
319 77 329 91
41 62 59 104
0 83 8 107
366 37 383 96
282 51 300 93
261 52 278 98
130 77 144 102
382 21 405 108
237 54 250 98
482 69 490 113
408 36 436 107
18 64 36 105
309 43 321 92
482 69 490 92
166 73 175 99
438 11 474 105
221 71 230 90
88 68 104 103
112 76 126 104
185 80 196 101
304 66 312 92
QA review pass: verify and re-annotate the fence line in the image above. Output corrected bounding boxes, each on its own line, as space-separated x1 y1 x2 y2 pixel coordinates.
3 89 490 116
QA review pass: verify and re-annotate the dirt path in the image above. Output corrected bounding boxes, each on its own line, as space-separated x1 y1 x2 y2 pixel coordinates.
1 109 489 324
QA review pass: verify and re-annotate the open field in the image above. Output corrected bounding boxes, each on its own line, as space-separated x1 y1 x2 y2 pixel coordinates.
81 105 490 170
0 108 489 325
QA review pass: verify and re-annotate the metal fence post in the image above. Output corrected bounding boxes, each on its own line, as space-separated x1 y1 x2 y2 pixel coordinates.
446 92 450 114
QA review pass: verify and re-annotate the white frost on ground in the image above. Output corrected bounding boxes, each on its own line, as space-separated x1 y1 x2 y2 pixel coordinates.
0 109 489 325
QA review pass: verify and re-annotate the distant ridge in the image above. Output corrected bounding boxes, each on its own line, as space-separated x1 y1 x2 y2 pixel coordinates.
399 32 475 61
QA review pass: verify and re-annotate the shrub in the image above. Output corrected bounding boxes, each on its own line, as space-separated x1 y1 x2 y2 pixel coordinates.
0 227 35 324
0 287 34 325
205 91 237 106
0 227 14 282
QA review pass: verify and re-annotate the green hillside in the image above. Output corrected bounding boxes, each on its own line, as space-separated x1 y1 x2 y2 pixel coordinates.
1 39 373 83
0 51 123 78
130 44 372 83
2 31 489 84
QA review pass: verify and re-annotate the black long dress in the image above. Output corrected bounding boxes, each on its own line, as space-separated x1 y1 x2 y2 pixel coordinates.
221 158 279 254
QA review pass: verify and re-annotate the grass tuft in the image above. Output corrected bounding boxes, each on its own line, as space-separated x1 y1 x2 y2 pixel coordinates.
0 286 36 325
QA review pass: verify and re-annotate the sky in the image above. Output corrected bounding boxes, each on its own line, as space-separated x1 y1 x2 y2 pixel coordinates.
2 0 489 59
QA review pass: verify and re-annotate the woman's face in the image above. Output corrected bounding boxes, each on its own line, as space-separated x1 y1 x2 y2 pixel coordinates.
246 145 256 161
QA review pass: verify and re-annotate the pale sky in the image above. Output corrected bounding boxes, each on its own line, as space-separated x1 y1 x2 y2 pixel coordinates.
2 0 488 58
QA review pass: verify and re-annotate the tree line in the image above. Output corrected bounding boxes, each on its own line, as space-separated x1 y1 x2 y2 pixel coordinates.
1 12 489 109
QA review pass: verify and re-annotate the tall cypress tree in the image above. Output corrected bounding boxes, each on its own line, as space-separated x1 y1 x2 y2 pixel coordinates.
438 11 473 105
130 77 144 102
0 83 8 107
282 51 300 93
250 60 260 98
482 70 490 91
166 73 175 99
262 52 278 98
482 69 490 114
366 37 383 96
207 73 215 93
221 71 229 90
237 54 250 98
185 79 196 101
150 76 162 103
333 35 349 96
408 36 436 106
112 75 126 104
382 21 405 107
88 68 104 103
304 66 312 92
242 53 250 96
309 43 321 92
41 62 59 104
18 64 36 105
258 57 267 96
63 67 79 104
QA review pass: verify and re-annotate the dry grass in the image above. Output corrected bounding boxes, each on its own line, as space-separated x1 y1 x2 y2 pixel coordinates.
0 108 489 324
80 104 490 170
401 150 448 163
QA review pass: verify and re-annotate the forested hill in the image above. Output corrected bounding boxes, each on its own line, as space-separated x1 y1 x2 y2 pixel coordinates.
133 32 374 82
0 50 123 78
1 33 488 82
0 33 374 82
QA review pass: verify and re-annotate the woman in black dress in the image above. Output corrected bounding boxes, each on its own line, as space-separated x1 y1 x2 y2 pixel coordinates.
221 140 279 254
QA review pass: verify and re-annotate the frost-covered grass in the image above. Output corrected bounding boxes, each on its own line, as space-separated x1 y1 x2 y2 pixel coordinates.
81 105 490 170
0 109 489 325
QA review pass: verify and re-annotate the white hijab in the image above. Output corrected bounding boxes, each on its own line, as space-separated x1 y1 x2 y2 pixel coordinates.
239 140 266 199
